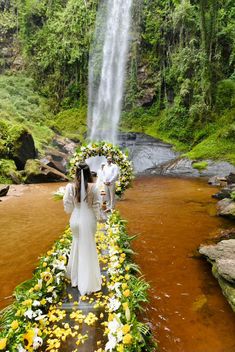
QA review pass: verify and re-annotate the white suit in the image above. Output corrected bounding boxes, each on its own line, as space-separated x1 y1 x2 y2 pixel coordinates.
103 163 119 210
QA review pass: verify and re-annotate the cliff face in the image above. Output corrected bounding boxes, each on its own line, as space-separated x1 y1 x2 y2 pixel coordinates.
0 1 23 73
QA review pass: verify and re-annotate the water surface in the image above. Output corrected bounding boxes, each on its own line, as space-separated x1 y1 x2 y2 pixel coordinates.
118 177 235 352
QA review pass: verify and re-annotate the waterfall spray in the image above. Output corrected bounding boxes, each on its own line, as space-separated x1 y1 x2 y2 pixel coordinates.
88 0 133 145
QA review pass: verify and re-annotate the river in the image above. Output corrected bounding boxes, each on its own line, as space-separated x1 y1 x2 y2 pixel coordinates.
0 177 235 351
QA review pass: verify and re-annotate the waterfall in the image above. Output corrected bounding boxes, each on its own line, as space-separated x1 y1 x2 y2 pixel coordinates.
87 0 133 145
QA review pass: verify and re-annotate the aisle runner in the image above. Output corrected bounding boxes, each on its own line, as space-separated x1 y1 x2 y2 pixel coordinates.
44 227 109 351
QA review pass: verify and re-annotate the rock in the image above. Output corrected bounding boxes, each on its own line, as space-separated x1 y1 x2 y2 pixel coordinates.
158 157 199 177
199 239 235 261
40 157 67 174
158 158 235 178
9 171 21 184
226 173 235 185
217 259 235 284
212 185 235 200
0 185 9 197
24 159 69 183
52 135 77 155
12 131 37 170
118 132 179 174
208 176 227 186
217 198 235 219
199 239 235 283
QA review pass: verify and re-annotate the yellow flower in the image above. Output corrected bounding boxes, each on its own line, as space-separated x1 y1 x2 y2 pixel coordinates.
11 320 19 330
40 298 47 305
122 283 128 290
124 274 130 280
117 345 124 352
43 262 47 268
123 289 131 297
122 302 128 310
0 338 7 350
122 324 131 334
41 271 53 285
23 329 34 349
22 299 32 306
123 333 132 344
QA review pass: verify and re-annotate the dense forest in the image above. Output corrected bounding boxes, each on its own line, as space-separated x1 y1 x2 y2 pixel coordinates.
0 0 235 182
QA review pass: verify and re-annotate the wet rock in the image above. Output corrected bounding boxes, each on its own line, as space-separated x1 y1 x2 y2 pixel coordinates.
12 131 37 170
208 176 227 186
199 240 235 311
217 198 235 219
226 173 235 185
0 185 9 197
199 240 235 284
199 239 235 262
212 185 235 200
158 158 235 178
217 259 235 284
157 157 199 177
118 133 179 174
24 159 69 183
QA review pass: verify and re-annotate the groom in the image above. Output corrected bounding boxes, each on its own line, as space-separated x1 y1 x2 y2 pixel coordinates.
103 156 119 211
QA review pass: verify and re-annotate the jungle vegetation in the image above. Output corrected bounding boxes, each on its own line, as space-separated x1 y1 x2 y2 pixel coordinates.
0 0 234 174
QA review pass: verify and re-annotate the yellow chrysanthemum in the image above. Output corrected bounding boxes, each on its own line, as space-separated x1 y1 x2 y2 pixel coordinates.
122 324 131 334
0 338 7 350
11 320 19 330
123 333 132 344
123 289 131 297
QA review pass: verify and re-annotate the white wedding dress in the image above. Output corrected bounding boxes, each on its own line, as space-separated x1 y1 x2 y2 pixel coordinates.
63 177 101 295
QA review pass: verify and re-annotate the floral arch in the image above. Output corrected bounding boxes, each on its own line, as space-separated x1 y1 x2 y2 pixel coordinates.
69 142 134 196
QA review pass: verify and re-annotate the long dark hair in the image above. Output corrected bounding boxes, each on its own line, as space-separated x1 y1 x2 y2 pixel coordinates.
74 162 93 202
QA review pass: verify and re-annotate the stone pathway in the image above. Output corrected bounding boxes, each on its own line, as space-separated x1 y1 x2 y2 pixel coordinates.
44 240 109 351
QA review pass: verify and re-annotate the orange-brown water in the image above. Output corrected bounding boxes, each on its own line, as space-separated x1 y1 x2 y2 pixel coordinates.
117 177 235 352
0 178 235 352
0 183 68 309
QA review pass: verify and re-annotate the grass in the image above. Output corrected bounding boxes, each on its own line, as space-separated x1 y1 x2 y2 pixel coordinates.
50 106 87 142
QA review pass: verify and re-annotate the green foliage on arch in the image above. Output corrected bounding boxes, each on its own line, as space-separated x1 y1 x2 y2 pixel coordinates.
69 142 134 196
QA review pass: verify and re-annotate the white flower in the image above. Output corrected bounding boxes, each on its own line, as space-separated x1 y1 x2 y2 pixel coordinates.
24 309 36 319
33 336 43 349
105 334 117 351
17 345 27 352
108 298 121 312
35 314 47 321
46 297 53 303
32 300 41 307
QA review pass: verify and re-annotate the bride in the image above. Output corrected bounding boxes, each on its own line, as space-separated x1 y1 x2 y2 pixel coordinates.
63 162 101 295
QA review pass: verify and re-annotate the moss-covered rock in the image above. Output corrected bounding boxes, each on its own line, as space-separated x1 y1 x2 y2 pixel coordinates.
212 263 235 312
192 161 208 171
24 159 69 183
0 159 22 184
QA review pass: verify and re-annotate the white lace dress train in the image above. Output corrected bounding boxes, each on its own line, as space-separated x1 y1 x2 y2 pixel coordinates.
63 183 101 295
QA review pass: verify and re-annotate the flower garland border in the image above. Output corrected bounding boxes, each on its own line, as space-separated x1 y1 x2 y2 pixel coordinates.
69 142 134 196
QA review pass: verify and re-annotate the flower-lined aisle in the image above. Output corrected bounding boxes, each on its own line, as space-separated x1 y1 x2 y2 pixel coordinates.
0 212 156 351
